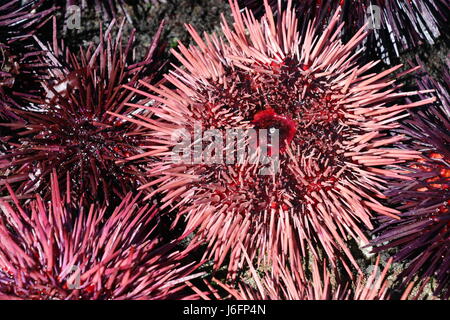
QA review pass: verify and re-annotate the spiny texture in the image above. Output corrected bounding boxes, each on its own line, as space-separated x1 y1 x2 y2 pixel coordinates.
238 0 449 64
0 0 54 119
0 172 204 300
58 0 160 21
118 0 433 277
0 21 164 204
212 251 399 300
372 64 450 299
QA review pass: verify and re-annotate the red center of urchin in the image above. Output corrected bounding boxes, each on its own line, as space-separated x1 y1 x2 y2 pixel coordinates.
252 108 297 153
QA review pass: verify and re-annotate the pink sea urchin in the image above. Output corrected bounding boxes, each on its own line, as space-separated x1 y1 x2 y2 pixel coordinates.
213 253 399 300
239 0 449 64
117 0 434 277
0 171 204 300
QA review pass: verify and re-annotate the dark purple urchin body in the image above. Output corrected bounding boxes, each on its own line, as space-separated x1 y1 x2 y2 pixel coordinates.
0 21 165 204
0 0 54 120
0 172 204 300
371 65 450 299
0 0 55 172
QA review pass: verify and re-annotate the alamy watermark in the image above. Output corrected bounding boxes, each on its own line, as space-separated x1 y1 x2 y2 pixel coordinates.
366 4 382 30
66 265 81 289
64 4 383 31
63 4 105 31
64 5 81 31
171 123 280 175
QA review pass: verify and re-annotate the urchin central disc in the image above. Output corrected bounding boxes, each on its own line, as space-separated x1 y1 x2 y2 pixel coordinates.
252 108 297 152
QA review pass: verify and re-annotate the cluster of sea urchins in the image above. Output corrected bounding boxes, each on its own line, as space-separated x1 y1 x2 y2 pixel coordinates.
0 0 448 300
0 1 208 300
118 0 435 281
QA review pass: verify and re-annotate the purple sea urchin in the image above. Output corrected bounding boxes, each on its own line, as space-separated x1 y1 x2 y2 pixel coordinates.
371 63 450 299
0 0 54 119
0 20 165 204
0 171 204 300
117 0 434 278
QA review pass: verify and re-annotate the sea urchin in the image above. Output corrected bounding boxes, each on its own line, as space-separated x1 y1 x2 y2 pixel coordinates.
0 171 204 300
116 0 434 277
0 20 165 204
